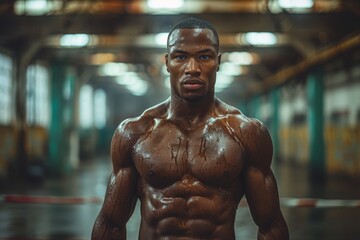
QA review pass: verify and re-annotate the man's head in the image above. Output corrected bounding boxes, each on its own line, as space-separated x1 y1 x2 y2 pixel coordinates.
165 18 221 102
167 18 219 53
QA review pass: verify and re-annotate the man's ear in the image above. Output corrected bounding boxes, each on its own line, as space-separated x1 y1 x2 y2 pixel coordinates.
217 53 222 71
165 53 170 73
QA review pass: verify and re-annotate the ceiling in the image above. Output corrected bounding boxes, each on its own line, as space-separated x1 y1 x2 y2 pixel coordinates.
0 0 359 104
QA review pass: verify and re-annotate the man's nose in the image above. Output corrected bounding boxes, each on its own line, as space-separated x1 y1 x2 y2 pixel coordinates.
185 58 200 76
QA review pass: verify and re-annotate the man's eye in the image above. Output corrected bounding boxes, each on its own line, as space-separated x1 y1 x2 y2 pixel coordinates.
175 55 186 60
199 55 210 60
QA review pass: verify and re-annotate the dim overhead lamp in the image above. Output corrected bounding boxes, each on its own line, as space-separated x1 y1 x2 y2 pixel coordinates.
116 73 149 96
99 62 128 77
278 0 313 9
15 0 59 15
220 62 244 76
228 52 256 65
60 34 90 47
243 32 277 46
155 33 168 46
215 73 234 93
147 0 184 9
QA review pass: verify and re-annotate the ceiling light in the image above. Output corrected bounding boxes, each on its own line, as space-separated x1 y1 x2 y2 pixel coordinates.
227 52 256 65
99 62 128 76
15 0 62 15
116 73 148 96
15 0 47 15
60 34 90 47
147 0 184 9
219 62 244 76
155 33 168 46
215 73 234 93
243 32 277 46
126 80 149 96
278 0 313 9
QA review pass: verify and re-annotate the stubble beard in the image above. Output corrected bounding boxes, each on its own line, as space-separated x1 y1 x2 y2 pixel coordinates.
170 76 216 103
172 86 215 104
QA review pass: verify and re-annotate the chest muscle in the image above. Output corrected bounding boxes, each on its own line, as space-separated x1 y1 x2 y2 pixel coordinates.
132 121 245 188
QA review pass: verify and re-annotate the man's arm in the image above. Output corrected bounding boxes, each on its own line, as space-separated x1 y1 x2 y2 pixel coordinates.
91 121 138 240
242 120 289 240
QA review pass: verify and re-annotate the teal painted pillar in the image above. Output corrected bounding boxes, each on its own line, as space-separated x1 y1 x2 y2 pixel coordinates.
307 69 325 181
250 96 261 119
270 88 280 162
49 64 77 176
238 101 248 116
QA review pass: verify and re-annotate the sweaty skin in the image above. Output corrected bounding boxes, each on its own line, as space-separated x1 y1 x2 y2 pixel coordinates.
91 27 289 240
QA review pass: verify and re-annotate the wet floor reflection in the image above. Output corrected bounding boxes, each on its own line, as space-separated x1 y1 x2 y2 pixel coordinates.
0 204 101 239
1 158 359 239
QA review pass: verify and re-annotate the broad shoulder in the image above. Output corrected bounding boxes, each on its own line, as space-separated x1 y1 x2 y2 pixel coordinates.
215 98 267 131
115 99 169 137
214 99 261 129
111 100 169 172
215 98 241 116
236 116 272 170
215 99 272 169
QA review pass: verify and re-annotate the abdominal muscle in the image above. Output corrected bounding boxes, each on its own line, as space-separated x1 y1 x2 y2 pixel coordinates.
138 176 239 240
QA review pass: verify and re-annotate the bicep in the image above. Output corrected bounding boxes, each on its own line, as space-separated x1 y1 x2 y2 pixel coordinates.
244 167 280 228
92 120 141 239
103 123 138 224
102 167 138 226
242 119 279 227
242 120 289 238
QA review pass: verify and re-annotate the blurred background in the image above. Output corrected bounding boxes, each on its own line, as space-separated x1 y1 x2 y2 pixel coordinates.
0 0 359 239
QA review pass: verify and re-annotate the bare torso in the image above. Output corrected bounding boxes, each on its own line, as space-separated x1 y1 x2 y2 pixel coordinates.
131 102 248 240
91 23 289 240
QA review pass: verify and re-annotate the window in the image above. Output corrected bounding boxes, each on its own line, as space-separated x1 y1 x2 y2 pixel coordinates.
0 52 13 125
94 89 107 129
79 84 94 128
26 64 50 126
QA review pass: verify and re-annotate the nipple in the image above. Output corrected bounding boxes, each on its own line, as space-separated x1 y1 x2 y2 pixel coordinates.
147 170 155 177
223 170 231 177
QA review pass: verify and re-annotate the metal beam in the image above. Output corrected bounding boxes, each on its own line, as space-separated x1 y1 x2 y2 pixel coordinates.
251 32 360 95
0 12 357 36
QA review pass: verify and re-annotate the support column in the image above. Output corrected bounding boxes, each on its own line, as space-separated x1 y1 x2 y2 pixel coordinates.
270 88 280 162
14 58 28 179
307 69 325 181
238 100 248 116
48 64 77 176
250 95 261 119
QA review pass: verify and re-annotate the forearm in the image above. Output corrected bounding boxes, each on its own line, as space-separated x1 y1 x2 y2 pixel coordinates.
91 214 126 240
257 214 289 240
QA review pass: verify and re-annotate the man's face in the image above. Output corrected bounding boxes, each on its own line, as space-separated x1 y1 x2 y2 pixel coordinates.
165 28 221 102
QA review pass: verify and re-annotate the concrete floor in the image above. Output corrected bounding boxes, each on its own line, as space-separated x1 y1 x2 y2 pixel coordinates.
1 157 360 240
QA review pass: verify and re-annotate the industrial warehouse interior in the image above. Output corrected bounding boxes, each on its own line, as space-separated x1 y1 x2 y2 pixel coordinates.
0 0 360 239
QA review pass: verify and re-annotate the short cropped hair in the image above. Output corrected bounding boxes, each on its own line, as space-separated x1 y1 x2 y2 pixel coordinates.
167 18 219 52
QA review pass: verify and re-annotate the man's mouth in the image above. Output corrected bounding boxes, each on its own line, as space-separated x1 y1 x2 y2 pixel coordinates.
182 79 204 90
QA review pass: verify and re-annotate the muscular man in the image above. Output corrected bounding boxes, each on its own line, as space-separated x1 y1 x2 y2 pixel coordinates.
91 18 289 240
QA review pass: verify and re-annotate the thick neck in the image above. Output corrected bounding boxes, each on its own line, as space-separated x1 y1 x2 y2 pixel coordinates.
168 93 216 127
